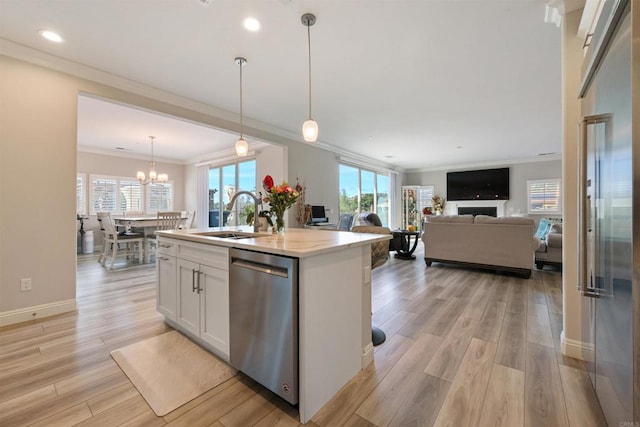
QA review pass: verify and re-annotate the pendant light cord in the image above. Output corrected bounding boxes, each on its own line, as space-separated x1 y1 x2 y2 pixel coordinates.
150 136 155 169
239 61 244 139
307 22 312 120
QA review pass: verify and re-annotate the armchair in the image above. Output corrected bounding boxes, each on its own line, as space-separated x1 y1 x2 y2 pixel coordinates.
535 221 563 269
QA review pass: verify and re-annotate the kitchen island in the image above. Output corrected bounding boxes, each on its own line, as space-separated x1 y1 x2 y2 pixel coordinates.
155 227 391 424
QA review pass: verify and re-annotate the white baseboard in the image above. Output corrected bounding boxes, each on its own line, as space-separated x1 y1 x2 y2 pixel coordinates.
0 299 77 327
560 330 592 360
362 342 374 368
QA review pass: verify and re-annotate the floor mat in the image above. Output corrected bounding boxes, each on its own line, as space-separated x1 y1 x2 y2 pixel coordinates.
111 330 237 416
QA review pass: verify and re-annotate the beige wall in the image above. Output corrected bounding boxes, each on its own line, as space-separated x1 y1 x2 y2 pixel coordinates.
405 159 562 220
1 56 79 313
287 143 340 224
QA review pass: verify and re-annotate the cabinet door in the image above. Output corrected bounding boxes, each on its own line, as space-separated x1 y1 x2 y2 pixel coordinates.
199 264 229 357
156 254 177 321
176 258 200 336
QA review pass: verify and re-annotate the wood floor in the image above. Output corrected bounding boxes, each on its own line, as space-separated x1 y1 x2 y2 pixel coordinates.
0 247 607 426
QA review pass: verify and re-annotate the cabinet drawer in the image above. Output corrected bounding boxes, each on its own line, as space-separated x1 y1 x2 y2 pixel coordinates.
157 238 177 257
177 241 229 270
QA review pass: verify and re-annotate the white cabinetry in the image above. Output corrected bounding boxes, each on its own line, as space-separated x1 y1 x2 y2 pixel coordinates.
157 237 230 359
156 239 177 321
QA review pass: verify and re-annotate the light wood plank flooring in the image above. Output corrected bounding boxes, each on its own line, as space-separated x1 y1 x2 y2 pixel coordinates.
0 247 606 426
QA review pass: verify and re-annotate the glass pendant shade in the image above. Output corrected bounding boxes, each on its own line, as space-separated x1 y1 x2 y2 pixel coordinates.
136 171 145 180
158 173 169 182
149 169 157 180
235 138 248 156
302 119 318 142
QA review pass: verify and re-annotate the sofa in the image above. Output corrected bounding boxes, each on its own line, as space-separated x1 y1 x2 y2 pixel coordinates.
534 220 563 269
422 214 537 278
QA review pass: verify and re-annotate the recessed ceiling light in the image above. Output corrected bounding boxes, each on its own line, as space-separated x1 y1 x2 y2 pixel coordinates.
243 17 261 32
38 29 63 43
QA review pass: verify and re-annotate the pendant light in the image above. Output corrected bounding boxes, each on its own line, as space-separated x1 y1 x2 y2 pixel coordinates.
301 13 318 142
137 136 168 185
235 57 249 157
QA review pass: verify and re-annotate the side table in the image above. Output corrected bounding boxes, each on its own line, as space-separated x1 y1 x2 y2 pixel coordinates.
392 230 420 260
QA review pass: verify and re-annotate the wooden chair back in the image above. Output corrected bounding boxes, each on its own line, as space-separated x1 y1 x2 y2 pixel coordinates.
97 212 117 237
157 211 182 231
183 210 196 229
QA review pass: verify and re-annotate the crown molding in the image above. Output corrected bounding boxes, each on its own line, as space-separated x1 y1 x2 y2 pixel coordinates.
77 145 184 165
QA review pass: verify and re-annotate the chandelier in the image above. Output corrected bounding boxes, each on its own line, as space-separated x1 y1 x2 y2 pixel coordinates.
137 136 168 185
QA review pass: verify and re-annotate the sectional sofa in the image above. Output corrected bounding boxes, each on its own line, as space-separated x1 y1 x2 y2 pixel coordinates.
422 214 537 278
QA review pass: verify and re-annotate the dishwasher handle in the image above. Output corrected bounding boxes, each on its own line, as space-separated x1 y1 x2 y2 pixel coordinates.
231 259 289 278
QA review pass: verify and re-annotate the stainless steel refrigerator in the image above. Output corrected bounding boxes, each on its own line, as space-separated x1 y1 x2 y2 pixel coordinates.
579 1 637 424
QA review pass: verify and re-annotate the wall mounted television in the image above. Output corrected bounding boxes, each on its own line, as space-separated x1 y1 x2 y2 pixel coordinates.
446 167 510 201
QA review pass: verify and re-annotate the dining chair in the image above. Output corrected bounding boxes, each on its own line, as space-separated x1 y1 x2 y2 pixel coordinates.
96 212 108 264
97 212 144 269
180 210 196 229
121 211 144 232
145 211 183 261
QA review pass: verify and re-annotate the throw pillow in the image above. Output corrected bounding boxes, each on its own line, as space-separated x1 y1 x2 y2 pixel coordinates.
535 218 552 240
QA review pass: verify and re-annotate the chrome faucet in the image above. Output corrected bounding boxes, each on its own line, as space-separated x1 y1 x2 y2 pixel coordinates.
227 191 260 232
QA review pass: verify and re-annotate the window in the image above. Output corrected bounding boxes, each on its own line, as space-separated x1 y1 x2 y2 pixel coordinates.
89 174 173 214
121 179 143 212
339 164 390 226
528 179 561 214
147 182 174 213
208 159 256 227
90 176 118 213
76 174 86 215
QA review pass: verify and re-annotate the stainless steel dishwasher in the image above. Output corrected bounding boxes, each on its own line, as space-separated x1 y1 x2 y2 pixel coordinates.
229 248 298 405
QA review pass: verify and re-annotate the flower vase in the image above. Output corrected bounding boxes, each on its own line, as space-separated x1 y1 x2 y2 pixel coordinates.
274 210 286 234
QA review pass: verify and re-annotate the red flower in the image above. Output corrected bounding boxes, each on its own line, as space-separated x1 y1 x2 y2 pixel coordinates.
262 175 274 192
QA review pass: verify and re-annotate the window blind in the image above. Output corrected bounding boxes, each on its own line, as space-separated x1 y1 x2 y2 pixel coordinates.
148 182 174 213
528 179 561 213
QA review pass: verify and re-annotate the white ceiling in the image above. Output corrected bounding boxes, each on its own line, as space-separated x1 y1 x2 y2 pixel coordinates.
0 0 563 171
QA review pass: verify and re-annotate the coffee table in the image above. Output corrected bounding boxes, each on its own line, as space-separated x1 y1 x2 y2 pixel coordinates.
392 230 420 259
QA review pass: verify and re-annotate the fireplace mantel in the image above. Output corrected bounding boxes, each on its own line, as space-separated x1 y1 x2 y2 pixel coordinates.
447 200 507 217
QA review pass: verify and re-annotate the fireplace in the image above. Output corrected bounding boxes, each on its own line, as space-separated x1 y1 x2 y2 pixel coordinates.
447 200 507 217
458 206 497 217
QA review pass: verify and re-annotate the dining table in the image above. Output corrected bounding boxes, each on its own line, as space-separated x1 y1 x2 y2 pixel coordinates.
113 215 187 262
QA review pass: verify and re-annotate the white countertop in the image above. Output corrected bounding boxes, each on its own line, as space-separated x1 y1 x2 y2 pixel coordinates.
156 226 391 258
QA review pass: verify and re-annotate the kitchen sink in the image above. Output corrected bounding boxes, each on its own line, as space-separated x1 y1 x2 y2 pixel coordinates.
192 231 266 240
